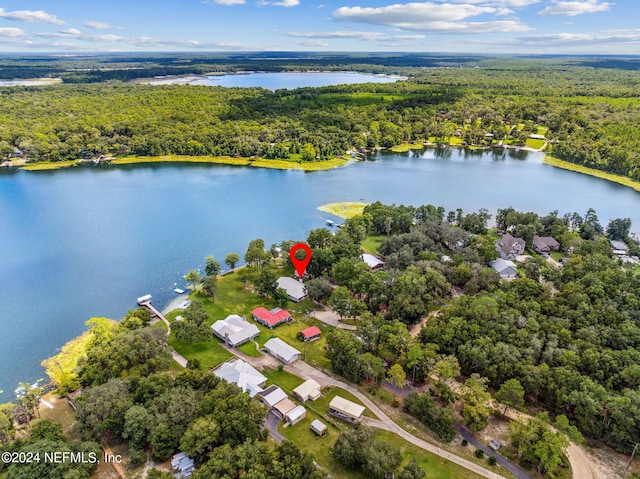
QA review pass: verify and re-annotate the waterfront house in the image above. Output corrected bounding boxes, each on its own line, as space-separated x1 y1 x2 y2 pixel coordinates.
329 395 365 423
293 378 322 402
264 338 301 364
213 358 266 397
299 325 321 342
490 258 518 279
251 307 293 328
276 276 308 302
211 314 260 347
532 235 560 254
496 233 526 260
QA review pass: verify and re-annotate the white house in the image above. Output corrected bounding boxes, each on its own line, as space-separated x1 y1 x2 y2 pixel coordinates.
490 258 518 278
264 338 301 364
361 253 384 270
258 385 288 408
213 359 267 397
293 379 322 402
276 277 308 302
211 314 260 347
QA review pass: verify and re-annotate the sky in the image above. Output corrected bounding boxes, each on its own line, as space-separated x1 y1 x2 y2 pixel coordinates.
0 0 637 54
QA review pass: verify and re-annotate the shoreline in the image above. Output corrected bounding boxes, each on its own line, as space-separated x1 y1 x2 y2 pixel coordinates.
544 156 640 192
19 154 352 172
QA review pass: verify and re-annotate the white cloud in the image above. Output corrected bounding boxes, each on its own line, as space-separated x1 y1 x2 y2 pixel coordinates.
294 40 330 46
0 8 64 24
332 2 532 33
0 27 26 38
288 30 425 41
538 0 612 16
60 28 82 36
271 0 300 6
85 21 112 29
518 30 640 45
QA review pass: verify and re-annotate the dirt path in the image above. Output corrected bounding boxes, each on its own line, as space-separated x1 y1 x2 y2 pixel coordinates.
409 310 439 337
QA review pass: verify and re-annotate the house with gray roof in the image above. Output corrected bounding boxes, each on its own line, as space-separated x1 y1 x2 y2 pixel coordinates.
533 235 560 254
496 233 526 260
490 258 518 278
211 314 260 347
276 276 307 302
264 338 301 364
213 358 266 397
610 240 629 255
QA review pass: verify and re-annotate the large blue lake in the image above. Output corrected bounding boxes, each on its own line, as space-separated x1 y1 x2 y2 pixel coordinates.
1 148 639 400
145 71 402 89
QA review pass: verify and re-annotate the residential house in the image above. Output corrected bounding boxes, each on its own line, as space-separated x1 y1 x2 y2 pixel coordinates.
276 277 308 302
496 233 526 260
293 378 322 402
258 385 288 409
610 240 630 256
264 338 301 364
361 253 385 270
273 398 297 420
213 358 267 397
490 258 518 279
532 235 560 254
329 395 365 423
252 307 293 329
211 314 260 347
299 326 321 342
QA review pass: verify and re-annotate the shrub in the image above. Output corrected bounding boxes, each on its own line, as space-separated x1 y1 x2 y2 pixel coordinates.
487 455 497 466
474 449 484 459
461 439 468 447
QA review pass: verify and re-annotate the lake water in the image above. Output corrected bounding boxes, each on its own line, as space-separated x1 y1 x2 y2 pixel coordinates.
146 71 402 90
1 147 639 400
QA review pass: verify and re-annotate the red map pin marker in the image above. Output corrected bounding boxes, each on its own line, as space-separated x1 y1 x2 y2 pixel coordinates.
290 243 312 278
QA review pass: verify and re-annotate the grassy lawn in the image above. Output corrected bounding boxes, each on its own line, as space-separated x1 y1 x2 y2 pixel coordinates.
544 156 640 192
525 138 546 149
262 367 305 392
318 202 368 219
238 341 262 357
449 137 463 145
168 336 232 369
550 251 565 261
388 142 425 152
361 234 386 254
250 157 349 171
21 160 79 171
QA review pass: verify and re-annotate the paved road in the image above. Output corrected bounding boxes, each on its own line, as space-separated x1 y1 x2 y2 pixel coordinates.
265 411 285 443
456 425 533 479
230 348 509 479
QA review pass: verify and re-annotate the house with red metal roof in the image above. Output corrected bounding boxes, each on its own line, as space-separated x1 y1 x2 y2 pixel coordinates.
299 325 321 342
251 307 292 329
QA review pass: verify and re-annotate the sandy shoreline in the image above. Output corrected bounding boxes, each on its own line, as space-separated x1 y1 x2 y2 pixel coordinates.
161 292 190 315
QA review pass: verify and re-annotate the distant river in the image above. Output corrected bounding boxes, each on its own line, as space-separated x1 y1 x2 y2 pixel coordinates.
144 71 403 89
1 148 639 400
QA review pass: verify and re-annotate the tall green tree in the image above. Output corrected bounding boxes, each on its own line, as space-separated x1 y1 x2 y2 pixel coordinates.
224 252 240 271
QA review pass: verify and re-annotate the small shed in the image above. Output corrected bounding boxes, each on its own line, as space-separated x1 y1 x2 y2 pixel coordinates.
293 379 322 402
311 419 327 436
285 405 307 425
329 395 365 423
299 325 321 342
273 397 297 419
264 338 301 364
361 253 384 270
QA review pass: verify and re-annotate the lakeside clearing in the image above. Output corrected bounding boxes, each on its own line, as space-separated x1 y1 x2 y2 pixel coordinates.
318 202 369 219
19 154 350 172
544 156 640 192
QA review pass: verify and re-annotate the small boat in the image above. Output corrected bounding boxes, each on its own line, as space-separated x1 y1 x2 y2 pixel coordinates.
174 288 185 294
326 220 334 227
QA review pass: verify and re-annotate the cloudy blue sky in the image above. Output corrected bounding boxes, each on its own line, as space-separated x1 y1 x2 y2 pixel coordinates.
0 0 637 53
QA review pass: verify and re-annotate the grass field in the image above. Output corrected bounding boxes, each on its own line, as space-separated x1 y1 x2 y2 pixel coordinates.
318 202 368 219
544 156 640 192
361 235 386 254
388 142 425 152
168 336 232 369
525 138 546 150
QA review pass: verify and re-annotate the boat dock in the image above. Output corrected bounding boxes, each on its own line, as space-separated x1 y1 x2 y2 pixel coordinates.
137 295 171 332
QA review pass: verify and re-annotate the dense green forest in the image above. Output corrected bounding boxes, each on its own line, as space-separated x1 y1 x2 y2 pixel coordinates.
1 54 639 180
